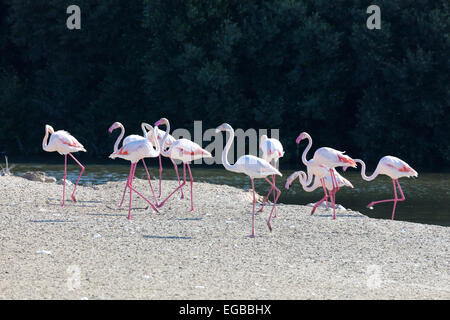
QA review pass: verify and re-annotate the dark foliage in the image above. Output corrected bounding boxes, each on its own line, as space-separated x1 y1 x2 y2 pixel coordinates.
0 0 448 170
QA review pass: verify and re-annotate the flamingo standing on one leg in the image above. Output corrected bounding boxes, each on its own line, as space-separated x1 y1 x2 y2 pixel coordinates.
296 132 356 219
154 118 212 212
258 135 284 217
42 125 86 206
108 126 163 219
285 169 353 215
154 128 185 200
216 123 282 237
354 156 418 220
108 122 158 207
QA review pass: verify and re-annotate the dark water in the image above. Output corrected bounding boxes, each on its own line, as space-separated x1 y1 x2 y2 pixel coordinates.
9 162 450 227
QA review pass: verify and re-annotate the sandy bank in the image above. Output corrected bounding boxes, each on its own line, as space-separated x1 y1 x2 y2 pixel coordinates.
0 175 448 299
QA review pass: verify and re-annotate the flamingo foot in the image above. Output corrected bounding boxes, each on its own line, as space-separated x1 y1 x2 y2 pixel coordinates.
247 234 255 238
71 194 77 203
267 221 272 232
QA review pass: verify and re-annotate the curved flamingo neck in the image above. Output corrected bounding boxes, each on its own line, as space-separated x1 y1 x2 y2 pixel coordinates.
299 171 320 192
151 126 161 154
355 159 378 181
42 127 50 151
301 135 313 167
159 120 171 157
141 122 151 138
113 123 125 153
222 128 237 172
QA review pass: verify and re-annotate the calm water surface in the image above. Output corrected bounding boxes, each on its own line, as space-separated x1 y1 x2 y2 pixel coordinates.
9 162 450 227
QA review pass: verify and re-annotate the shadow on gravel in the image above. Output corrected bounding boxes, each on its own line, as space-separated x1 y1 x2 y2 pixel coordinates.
29 219 76 223
143 235 194 240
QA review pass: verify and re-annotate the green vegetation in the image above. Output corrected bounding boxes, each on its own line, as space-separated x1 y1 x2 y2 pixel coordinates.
0 0 448 169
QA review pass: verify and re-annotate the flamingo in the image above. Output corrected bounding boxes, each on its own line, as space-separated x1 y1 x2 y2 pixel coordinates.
296 132 356 219
154 128 185 200
108 125 162 219
258 135 284 216
285 168 353 215
108 122 158 207
354 156 418 220
154 118 212 212
42 125 86 206
216 123 282 237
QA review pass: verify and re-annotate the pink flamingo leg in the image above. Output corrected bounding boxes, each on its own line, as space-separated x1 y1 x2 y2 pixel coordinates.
186 163 194 212
158 154 163 199
119 164 133 207
68 153 85 203
157 162 187 208
330 187 337 219
322 180 329 209
367 179 405 220
141 159 158 205
127 163 136 220
311 178 329 215
265 176 281 232
258 175 274 213
62 154 67 207
171 158 184 199
127 162 159 217
367 179 405 207
250 178 256 238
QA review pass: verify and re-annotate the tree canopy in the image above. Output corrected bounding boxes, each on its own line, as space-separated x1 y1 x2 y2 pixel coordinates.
0 0 449 170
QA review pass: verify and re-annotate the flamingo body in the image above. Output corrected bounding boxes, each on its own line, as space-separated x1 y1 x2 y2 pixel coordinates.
42 125 86 206
354 156 418 220
216 123 282 237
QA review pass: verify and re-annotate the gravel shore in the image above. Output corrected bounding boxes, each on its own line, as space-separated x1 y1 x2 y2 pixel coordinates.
0 175 448 299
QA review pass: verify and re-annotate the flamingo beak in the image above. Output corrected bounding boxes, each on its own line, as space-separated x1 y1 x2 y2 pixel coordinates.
295 134 303 144
154 119 162 127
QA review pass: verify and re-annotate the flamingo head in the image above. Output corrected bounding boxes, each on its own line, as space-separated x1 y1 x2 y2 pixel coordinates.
108 122 122 133
215 123 232 133
45 125 55 134
154 118 168 127
296 132 310 144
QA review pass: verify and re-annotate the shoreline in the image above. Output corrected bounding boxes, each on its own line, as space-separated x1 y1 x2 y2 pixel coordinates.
0 175 449 299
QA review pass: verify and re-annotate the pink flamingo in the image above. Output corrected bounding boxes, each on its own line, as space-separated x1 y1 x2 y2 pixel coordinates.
354 156 418 220
285 168 353 215
296 132 356 219
258 135 284 216
108 122 158 207
154 128 185 200
42 125 86 206
108 125 162 219
154 118 212 212
216 123 282 237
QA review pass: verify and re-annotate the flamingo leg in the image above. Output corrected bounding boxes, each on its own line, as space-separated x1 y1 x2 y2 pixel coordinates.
171 158 184 199
158 154 163 199
330 187 337 220
250 178 255 238
126 162 159 215
367 179 406 210
62 154 67 207
186 163 194 212
322 179 329 209
68 153 85 203
264 176 281 232
127 163 136 220
258 175 274 213
157 162 187 208
141 159 158 205
119 164 133 207
311 178 329 215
